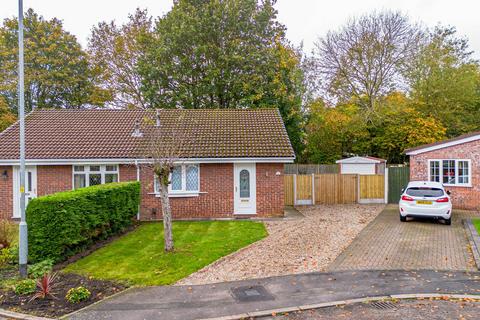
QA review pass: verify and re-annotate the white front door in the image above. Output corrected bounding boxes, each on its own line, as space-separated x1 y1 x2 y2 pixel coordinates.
234 163 256 215
13 166 37 218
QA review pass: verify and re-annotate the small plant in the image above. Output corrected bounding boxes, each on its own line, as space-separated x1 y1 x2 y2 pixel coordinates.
29 272 59 301
14 279 36 295
0 247 15 267
28 259 54 279
0 220 16 249
65 286 91 303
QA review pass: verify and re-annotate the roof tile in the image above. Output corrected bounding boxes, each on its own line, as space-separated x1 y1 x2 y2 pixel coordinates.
0 109 294 160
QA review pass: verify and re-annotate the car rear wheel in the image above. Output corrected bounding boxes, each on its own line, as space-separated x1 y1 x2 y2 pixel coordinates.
400 214 407 222
444 218 451 225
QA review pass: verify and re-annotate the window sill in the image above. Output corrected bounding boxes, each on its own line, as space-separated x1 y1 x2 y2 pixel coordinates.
443 184 472 188
149 192 204 198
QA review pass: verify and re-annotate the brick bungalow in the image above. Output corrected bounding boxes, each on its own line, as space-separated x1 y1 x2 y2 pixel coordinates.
0 109 294 220
406 132 480 210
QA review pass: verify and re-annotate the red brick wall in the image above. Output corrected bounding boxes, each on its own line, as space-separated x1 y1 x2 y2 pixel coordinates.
138 162 285 220
256 163 284 216
119 164 137 182
409 139 480 209
1 163 285 220
0 166 13 219
37 165 72 196
139 163 235 220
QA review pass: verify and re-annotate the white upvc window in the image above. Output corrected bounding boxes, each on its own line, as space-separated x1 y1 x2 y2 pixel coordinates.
73 165 119 189
428 159 471 187
154 164 200 196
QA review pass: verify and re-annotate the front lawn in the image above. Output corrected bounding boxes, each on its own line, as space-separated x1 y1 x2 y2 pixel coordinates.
473 219 480 234
63 221 267 286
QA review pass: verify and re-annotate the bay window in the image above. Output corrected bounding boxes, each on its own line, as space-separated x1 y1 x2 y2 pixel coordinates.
154 164 200 195
428 159 470 186
73 165 119 189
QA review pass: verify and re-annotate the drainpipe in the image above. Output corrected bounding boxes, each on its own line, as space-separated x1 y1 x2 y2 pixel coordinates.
135 160 140 221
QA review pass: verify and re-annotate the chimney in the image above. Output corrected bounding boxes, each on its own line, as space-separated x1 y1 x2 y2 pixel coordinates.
156 109 161 127
131 120 143 138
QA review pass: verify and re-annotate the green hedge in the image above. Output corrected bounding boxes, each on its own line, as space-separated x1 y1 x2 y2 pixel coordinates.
26 182 140 263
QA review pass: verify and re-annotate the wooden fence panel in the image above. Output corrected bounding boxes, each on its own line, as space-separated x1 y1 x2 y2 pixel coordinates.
284 173 383 206
360 175 384 199
284 175 294 206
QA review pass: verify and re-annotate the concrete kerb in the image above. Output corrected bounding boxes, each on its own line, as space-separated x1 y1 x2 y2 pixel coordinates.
197 293 480 320
464 219 480 270
58 286 137 320
0 308 54 320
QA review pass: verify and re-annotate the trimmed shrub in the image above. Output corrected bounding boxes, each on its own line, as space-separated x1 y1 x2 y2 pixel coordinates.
66 286 91 303
27 182 140 263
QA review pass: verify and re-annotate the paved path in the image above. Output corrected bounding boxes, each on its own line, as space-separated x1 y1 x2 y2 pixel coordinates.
68 270 480 320
263 299 480 320
328 205 479 271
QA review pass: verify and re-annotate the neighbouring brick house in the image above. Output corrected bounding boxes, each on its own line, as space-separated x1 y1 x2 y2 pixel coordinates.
0 109 294 220
406 132 480 210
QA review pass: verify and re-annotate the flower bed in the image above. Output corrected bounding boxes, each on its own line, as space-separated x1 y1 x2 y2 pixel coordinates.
0 267 126 318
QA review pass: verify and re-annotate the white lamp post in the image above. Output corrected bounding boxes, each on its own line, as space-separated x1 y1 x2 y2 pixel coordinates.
18 0 28 278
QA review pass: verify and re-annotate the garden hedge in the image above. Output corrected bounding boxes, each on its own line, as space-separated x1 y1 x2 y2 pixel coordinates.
26 182 140 263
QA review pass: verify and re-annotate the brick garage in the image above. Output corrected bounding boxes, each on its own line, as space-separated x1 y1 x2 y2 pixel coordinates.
407 132 480 210
0 109 294 220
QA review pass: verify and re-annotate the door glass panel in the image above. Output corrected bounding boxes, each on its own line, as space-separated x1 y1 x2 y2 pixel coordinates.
27 172 32 192
89 174 102 186
239 169 250 198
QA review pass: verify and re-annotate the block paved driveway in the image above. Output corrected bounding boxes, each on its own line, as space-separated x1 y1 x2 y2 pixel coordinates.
328 205 479 271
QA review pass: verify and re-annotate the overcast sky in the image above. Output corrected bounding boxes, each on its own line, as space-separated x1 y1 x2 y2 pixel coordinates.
1 0 480 57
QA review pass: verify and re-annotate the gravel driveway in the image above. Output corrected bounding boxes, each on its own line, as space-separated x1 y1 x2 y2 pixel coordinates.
177 204 384 285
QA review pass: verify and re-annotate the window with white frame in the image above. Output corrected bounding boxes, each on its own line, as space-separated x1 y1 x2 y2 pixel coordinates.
73 165 119 189
428 159 471 186
154 164 199 194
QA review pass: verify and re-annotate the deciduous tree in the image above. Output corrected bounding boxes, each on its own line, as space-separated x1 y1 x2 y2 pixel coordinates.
0 96 15 132
89 8 153 109
139 0 306 156
312 11 424 117
0 9 108 113
407 26 480 137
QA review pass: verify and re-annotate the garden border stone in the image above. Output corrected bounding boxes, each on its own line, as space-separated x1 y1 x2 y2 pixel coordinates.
463 219 480 269
0 308 53 320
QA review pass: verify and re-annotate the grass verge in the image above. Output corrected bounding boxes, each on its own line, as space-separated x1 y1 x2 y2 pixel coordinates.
63 221 267 286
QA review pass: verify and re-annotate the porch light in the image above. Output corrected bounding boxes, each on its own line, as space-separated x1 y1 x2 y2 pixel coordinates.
2 170 8 181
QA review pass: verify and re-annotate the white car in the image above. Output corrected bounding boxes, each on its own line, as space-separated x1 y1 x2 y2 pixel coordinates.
399 181 452 225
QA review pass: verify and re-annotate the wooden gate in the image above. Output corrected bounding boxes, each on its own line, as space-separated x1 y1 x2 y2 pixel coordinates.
296 175 313 205
314 174 357 204
388 166 410 203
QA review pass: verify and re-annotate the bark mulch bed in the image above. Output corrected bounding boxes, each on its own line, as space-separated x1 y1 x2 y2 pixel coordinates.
0 269 127 318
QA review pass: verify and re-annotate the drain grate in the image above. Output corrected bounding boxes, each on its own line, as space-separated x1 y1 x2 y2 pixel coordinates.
231 285 275 302
369 301 397 310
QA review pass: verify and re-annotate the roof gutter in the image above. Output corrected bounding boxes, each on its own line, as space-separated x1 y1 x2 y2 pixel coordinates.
0 157 296 166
